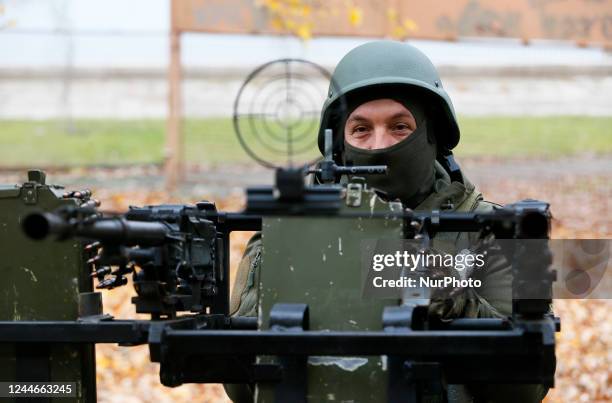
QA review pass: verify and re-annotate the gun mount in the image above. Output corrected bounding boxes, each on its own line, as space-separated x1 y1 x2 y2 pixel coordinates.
12 195 558 399
1 60 560 402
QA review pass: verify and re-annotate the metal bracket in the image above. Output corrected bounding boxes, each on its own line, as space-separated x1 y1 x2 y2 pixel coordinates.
384 306 415 403
345 181 364 207
384 306 443 403
21 183 38 204
270 303 309 403
20 170 48 204
275 168 306 201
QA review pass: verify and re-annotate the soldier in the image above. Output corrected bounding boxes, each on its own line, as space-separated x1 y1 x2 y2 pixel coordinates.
228 40 549 402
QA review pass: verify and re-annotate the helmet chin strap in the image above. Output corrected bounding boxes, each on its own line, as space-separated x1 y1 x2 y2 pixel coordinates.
437 149 464 184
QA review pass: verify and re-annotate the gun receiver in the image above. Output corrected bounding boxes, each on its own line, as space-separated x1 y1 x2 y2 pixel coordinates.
23 204 261 318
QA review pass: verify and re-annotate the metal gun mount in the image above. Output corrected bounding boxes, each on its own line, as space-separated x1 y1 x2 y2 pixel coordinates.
1 58 560 402
7 201 559 401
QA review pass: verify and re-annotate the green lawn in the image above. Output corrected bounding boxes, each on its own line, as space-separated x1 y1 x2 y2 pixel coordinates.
455 116 612 157
0 116 609 167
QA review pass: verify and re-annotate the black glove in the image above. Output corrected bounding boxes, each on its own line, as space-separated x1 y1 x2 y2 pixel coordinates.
426 249 468 321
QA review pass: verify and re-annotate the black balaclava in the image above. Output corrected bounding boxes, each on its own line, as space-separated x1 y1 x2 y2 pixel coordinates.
340 90 437 208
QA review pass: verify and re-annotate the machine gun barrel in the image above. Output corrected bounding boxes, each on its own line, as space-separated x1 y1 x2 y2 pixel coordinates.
23 212 170 245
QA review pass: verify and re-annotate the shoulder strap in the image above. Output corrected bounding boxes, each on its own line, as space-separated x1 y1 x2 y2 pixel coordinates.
455 186 483 213
432 186 483 247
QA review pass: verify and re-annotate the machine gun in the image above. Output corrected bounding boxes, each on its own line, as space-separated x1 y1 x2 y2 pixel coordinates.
1 60 559 402
12 190 558 393
10 184 558 402
22 203 259 319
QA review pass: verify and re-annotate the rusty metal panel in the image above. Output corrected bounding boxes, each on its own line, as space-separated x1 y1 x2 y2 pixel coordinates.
172 0 269 34
172 0 612 47
172 0 393 36
403 0 612 46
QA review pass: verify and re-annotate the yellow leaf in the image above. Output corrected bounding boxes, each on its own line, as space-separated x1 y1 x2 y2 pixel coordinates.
403 18 418 31
348 6 363 27
285 19 297 30
271 17 284 31
296 24 311 40
289 6 303 17
387 7 397 21
392 26 406 39
265 0 281 12
97 355 111 370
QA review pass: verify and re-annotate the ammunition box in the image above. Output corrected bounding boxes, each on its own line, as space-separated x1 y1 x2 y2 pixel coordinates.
0 170 95 402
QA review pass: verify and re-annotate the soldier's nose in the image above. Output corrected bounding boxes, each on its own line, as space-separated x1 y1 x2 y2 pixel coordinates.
372 130 396 149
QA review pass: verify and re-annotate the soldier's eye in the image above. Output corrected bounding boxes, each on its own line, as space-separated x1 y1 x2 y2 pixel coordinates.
394 123 410 131
352 126 370 137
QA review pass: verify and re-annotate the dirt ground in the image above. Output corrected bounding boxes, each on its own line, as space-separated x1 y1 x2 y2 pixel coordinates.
2 155 610 402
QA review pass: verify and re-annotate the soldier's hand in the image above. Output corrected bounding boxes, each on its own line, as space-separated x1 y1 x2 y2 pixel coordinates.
425 248 468 321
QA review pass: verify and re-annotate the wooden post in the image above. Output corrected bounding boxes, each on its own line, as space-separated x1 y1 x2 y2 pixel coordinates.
165 0 183 191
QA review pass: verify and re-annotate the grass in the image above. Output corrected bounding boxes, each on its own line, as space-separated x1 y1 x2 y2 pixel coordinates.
455 116 612 157
0 116 610 167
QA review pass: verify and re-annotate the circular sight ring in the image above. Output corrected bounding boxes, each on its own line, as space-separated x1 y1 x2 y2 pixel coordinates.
233 58 342 169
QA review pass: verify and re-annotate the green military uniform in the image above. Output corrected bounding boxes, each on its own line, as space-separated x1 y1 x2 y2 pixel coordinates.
227 40 549 402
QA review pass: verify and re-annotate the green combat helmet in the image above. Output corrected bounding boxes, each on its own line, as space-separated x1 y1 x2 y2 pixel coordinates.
318 40 460 161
